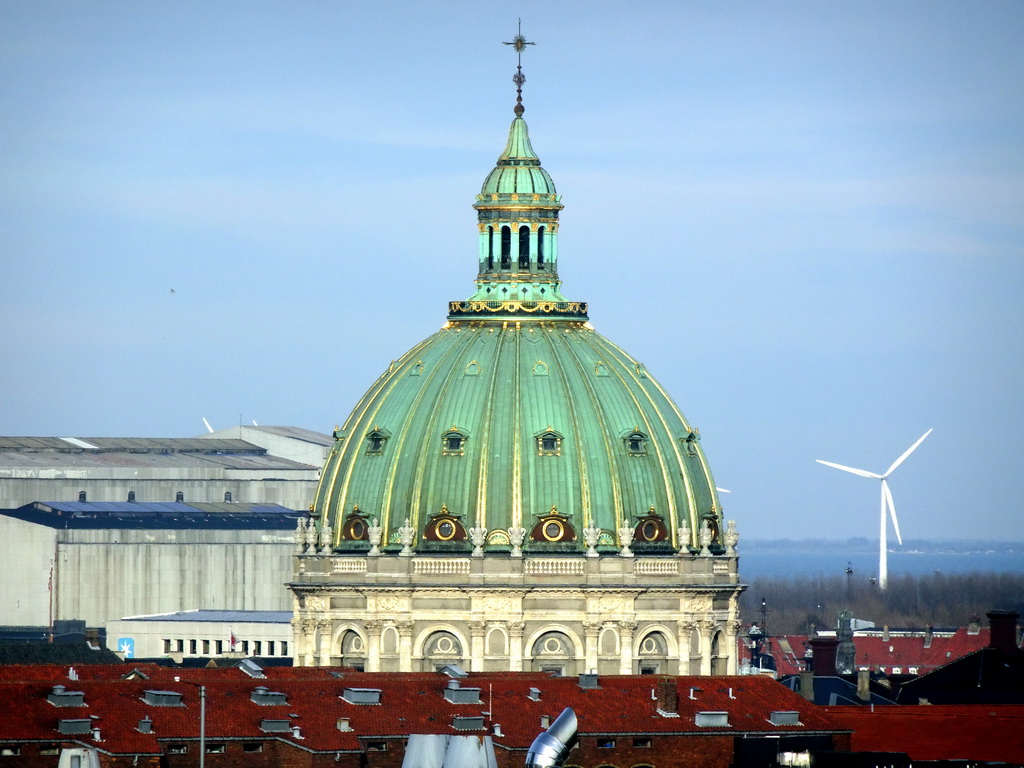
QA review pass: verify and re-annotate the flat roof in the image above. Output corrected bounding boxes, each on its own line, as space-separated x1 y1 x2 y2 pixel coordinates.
2 501 304 530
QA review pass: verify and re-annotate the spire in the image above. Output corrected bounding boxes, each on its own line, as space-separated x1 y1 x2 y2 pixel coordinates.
503 19 535 117
447 24 586 323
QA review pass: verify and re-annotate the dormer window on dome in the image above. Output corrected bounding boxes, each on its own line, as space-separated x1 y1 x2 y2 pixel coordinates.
365 428 390 455
623 430 649 456
535 428 563 456
442 428 468 456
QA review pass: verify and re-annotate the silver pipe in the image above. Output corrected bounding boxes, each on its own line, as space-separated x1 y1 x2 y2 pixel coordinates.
525 707 577 768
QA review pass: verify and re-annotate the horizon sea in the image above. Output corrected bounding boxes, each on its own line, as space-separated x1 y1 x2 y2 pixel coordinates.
738 547 1024 580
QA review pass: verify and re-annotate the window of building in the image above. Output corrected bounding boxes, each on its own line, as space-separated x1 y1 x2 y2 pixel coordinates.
175 639 184 653
243 743 263 753
366 742 388 752
202 639 210 654
215 640 223 655
268 641 276 656
0 747 21 756
39 745 59 756
163 639 171 654
597 738 616 749
366 430 388 454
189 639 197 655
242 641 249 654
281 641 288 656
205 744 226 754
633 737 652 748
167 744 187 755
254 641 262 656
536 430 563 456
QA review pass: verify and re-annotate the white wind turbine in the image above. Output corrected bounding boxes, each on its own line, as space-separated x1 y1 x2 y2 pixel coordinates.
816 429 933 590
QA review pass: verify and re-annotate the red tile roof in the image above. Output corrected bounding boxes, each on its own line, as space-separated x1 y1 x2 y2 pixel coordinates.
0 665 842 755
826 704 1024 764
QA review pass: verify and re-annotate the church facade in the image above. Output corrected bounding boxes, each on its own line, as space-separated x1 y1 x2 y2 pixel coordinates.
289 34 744 675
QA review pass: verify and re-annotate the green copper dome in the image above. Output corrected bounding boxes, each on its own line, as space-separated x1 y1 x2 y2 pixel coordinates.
315 112 725 556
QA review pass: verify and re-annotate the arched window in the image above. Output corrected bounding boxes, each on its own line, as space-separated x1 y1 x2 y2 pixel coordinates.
518 225 530 269
623 430 648 456
442 428 468 456
487 225 494 270
537 225 545 267
500 226 511 269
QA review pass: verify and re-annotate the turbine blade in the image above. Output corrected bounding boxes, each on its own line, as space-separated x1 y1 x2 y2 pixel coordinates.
816 459 881 479
202 417 214 434
882 480 903 545
885 428 933 477
716 487 732 493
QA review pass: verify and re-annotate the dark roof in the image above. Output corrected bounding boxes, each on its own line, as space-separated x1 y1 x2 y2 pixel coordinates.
0 642 122 666
2 501 304 529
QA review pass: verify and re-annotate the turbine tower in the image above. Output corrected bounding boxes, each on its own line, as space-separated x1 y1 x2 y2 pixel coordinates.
816 429 933 590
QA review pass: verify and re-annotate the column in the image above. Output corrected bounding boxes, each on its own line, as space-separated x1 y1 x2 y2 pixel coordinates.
317 619 333 667
676 620 695 676
583 620 601 673
365 620 383 673
618 620 638 675
397 620 415 672
698 619 715 676
469 621 486 672
508 621 525 672
301 618 318 668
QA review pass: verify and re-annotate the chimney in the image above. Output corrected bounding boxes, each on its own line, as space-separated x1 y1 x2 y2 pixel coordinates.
987 610 1020 655
856 669 871 702
809 637 839 677
540 715 550 729
336 717 352 732
127 491 136 502
175 491 184 502
923 625 933 649
798 668 814 701
78 491 87 502
138 716 153 733
882 625 890 642
493 723 504 737
967 616 981 635
655 677 677 714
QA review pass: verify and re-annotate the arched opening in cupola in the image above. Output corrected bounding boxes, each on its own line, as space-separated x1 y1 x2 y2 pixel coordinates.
500 226 511 269
518 225 530 269
537 225 546 267
487 225 494 270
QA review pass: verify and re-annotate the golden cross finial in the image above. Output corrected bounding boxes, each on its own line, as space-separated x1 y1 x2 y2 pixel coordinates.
503 19 536 116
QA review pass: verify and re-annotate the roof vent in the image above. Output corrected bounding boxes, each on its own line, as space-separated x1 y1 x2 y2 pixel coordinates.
224 491 233 502
769 711 802 726
175 491 184 502
260 719 291 733
141 690 183 707
443 685 482 704
78 491 87 502
57 719 92 735
578 673 599 689
439 664 468 678
127 491 136 502
528 687 541 701
291 726 303 739
137 716 153 733
337 717 353 732
47 686 85 707
251 688 287 706
689 686 702 700
341 688 381 705
236 659 265 678
493 723 504 737
695 711 730 728
540 715 551 729
452 715 485 731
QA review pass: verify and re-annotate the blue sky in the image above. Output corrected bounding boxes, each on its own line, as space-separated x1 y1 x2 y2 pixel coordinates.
2 2 1022 543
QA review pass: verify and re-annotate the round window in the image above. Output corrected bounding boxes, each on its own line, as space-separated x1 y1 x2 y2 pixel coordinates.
436 520 456 541
641 520 659 541
543 520 564 541
349 520 366 540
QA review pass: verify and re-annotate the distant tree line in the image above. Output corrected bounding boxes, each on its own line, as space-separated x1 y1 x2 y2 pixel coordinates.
739 571 1024 635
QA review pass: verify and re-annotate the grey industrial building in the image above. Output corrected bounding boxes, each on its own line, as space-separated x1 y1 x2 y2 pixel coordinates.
0 427 328 649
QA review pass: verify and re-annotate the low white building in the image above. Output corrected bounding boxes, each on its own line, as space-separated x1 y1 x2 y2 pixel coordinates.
106 609 293 661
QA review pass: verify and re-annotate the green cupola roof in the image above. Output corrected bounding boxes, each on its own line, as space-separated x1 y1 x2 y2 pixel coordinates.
479 117 557 197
